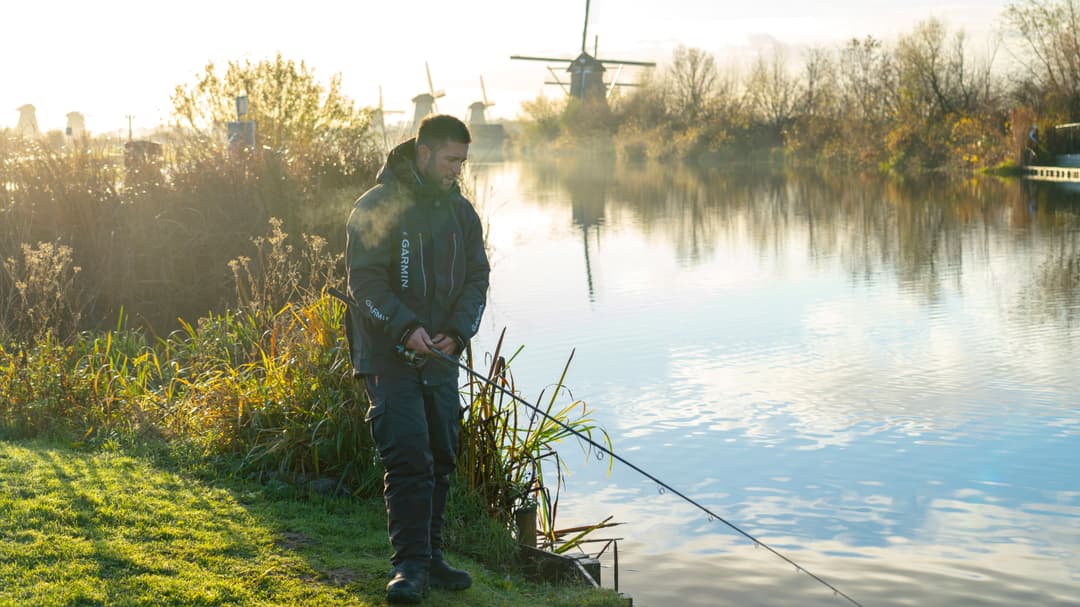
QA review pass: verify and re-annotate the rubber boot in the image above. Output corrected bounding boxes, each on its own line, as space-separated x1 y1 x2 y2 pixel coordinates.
386 559 430 604
429 555 471 590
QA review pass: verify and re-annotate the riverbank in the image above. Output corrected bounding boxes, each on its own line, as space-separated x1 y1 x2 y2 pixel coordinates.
0 439 627 607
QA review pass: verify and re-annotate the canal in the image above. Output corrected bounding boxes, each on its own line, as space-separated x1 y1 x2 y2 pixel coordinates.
467 156 1080 607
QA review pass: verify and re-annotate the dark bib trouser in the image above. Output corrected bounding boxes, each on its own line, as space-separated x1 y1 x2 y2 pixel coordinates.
364 374 460 565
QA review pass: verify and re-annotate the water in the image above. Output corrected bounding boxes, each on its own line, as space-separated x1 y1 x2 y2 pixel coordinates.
466 157 1080 607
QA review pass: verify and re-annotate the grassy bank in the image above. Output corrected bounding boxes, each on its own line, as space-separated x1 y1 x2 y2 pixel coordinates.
1 199 621 602
0 439 626 607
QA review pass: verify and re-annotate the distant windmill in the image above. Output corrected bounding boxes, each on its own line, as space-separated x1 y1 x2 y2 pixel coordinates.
373 85 404 151
465 75 509 154
467 76 495 125
409 62 445 134
511 0 655 103
15 104 40 138
65 112 86 138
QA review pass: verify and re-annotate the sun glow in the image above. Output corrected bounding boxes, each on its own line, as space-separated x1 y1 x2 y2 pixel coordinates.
3 0 1009 136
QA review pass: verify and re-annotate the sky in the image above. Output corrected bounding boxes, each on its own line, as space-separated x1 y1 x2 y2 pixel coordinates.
3 0 1017 136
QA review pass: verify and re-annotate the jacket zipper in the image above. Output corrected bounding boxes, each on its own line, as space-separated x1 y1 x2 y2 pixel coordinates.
449 233 457 294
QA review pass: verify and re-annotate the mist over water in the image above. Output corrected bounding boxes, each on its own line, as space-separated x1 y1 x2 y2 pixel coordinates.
467 157 1080 607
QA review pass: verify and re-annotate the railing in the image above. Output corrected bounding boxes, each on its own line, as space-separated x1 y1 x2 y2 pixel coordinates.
1023 165 1080 182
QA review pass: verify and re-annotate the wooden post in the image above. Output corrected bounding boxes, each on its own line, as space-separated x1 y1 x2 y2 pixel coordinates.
515 504 537 548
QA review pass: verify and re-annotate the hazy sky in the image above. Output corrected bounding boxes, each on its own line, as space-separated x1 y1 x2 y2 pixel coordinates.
4 0 1015 135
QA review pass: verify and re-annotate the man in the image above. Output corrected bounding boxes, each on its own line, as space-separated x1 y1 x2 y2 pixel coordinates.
345 114 489 603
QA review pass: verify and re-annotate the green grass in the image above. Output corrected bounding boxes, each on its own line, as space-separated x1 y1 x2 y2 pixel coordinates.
0 440 627 607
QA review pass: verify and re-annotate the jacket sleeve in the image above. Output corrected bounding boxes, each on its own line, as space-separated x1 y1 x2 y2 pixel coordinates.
445 202 490 341
346 198 420 344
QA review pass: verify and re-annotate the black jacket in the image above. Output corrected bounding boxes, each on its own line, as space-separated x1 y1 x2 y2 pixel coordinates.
345 139 490 382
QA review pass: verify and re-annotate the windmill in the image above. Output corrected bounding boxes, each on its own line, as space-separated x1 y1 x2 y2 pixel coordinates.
15 104 41 138
465 75 509 156
65 111 86 138
409 62 445 134
467 75 495 125
511 0 655 103
373 85 404 151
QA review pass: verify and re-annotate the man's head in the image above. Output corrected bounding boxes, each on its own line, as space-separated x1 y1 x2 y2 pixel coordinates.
415 114 471 191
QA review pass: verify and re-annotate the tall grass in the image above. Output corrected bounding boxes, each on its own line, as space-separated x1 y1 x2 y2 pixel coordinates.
0 129 380 336
458 330 614 551
1 241 84 342
0 215 614 559
0 219 368 477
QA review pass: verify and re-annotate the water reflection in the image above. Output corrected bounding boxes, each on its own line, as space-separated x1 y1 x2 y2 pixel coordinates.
470 157 1080 607
515 157 1080 316
523 153 615 301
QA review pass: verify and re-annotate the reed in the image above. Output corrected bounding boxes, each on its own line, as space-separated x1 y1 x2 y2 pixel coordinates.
1 305 613 555
0 209 614 561
458 329 614 551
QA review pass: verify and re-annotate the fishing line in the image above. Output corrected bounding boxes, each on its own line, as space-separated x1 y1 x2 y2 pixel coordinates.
327 287 864 607
428 348 865 607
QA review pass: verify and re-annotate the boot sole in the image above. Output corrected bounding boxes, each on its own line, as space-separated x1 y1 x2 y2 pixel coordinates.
386 587 429 604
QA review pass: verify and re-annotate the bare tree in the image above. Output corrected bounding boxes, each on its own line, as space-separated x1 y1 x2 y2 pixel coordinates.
1004 0 1080 117
838 36 898 125
665 45 720 122
799 46 839 119
746 45 801 131
896 18 998 118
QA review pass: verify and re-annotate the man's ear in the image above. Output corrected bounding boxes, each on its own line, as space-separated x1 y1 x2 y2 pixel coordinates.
415 142 431 167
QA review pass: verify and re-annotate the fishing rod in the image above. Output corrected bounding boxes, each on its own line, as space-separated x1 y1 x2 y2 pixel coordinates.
326 287 865 607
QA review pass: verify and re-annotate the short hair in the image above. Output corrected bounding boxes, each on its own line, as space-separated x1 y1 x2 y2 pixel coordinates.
416 114 471 152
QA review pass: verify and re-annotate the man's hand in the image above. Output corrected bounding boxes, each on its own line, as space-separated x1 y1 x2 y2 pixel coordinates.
430 333 459 356
405 326 435 355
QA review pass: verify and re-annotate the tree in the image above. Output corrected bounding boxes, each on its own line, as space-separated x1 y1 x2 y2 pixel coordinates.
884 19 1006 170
518 94 566 145
838 36 897 127
612 69 669 131
665 45 721 123
746 45 801 134
171 53 377 184
1004 0 1080 118
896 18 996 120
799 46 839 120
784 46 845 158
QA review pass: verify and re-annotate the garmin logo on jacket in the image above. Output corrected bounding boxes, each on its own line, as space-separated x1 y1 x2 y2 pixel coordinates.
364 298 389 322
400 237 410 289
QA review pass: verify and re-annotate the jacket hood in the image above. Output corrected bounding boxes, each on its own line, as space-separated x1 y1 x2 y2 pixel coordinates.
376 138 461 202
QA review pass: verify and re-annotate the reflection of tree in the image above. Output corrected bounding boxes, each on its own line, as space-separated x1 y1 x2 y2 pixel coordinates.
1010 180 1080 326
517 155 1080 309
1031 249 1080 325
1022 199 1080 326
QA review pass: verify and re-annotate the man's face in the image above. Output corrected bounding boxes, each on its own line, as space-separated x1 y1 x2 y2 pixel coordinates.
418 140 468 191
